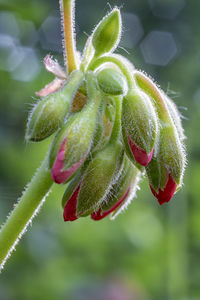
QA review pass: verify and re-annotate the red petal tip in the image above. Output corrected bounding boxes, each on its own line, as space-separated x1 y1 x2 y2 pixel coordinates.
91 188 130 221
63 184 81 222
150 174 177 205
127 135 153 167
51 138 85 184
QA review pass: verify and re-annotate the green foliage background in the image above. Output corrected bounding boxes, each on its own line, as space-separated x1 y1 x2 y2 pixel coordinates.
0 0 199 299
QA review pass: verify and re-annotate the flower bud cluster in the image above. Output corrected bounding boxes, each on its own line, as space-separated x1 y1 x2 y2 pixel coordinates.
26 7 186 221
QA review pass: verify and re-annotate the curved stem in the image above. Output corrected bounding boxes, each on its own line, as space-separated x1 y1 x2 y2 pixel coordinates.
134 71 171 122
88 54 136 89
0 156 54 272
60 0 77 73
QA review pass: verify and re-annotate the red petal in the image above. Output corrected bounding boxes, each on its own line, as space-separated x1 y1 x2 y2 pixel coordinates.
63 184 81 221
91 187 130 221
127 135 153 167
150 174 177 205
51 138 85 184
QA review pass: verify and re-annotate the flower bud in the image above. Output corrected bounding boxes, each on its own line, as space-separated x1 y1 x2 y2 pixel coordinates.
97 67 128 95
122 89 158 167
76 141 124 216
62 142 124 221
26 70 84 142
92 8 121 57
74 95 124 215
91 155 140 221
134 71 186 204
49 72 102 184
146 131 184 205
161 124 185 187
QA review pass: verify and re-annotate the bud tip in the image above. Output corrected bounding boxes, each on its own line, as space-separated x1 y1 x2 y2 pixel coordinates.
127 135 153 167
51 138 85 184
150 174 177 205
91 187 130 221
63 184 81 222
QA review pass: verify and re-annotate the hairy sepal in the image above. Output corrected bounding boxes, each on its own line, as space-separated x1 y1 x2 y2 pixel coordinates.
92 8 122 57
122 88 158 166
91 155 140 220
26 70 84 142
76 141 124 216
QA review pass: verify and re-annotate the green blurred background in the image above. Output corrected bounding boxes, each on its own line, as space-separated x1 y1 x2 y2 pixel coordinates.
0 0 199 299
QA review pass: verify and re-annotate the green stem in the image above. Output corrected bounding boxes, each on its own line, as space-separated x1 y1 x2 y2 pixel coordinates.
60 0 77 73
0 157 54 271
109 96 122 143
88 54 136 89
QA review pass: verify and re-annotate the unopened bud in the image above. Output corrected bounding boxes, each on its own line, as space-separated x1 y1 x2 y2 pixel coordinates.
26 70 84 142
97 67 128 95
92 8 121 57
91 155 140 221
76 141 124 216
49 72 102 184
134 72 186 204
122 89 158 167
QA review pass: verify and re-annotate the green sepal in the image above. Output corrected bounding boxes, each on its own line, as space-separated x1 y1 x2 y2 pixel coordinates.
76 141 124 216
49 72 103 171
110 157 141 219
92 8 121 57
164 95 185 142
122 89 158 158
100 155 136 213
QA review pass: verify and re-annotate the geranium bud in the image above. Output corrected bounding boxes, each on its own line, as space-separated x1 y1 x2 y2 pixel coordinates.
76 95 124 216
150 123 185 204
150 173 177 205
92 8 121 57
91 155 140 221
26 70 84 142
134 71 186 204
76 141 124 216
122 88 158 167
97 67 128 95
49 72 102 184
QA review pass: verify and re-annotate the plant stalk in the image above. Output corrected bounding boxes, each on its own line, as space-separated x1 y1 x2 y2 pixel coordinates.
60 0 78 73
0 157 54 272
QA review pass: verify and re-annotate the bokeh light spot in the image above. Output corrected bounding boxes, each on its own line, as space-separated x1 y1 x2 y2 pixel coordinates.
140 30 178 66
121 13 144 49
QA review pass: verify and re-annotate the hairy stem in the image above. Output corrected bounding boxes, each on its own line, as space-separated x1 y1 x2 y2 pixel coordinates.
109 96 122 144
60 0 77 73
0 157 54 272
88 54 136 89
